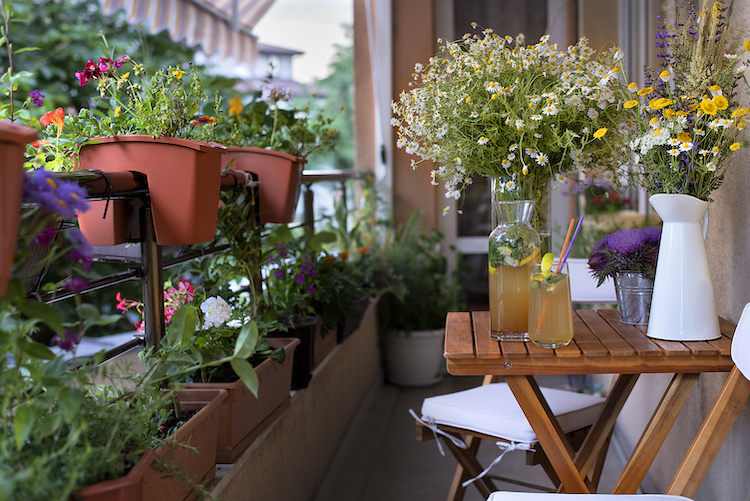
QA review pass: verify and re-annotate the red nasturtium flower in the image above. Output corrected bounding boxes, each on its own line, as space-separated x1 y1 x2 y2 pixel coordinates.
40 107 65 131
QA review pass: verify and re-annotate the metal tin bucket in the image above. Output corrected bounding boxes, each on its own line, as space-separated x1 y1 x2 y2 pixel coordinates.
614 271 654 325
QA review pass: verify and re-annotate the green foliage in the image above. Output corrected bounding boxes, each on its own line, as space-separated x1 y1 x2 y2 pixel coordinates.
376 211 462 333
0 0 203 113
207 82 341 158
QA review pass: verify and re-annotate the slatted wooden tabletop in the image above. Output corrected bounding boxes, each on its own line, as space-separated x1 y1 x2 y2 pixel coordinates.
445 309 735 376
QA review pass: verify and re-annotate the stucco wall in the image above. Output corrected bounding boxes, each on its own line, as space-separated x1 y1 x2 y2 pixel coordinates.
613 2 750 498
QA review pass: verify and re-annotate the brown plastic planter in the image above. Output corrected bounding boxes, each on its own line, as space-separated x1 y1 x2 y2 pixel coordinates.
222 146 306 224
0 122 37 297
178 337 299 463
77 135 224 246
143 388 226 501
76 388 226 501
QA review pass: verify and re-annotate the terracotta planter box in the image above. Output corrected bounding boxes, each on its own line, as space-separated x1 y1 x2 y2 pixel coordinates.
0 122 37 297
77 135 224 246
178 337 300 463
76 388 227 501
222 146 306 224
266 316 322 390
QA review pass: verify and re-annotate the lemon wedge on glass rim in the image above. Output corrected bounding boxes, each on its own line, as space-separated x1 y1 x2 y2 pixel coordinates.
541 252 555 278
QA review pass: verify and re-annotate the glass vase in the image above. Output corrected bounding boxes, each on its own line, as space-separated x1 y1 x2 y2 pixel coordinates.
488 198 541 341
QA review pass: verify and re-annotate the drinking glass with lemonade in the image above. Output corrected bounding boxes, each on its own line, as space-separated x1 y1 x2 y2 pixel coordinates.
528 256 574 349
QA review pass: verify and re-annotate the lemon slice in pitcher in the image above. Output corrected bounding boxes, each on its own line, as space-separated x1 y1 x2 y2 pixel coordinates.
518 247 540 267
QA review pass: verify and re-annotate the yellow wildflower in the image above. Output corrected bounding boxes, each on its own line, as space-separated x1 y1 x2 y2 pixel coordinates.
623 100 638 109
593 128 607 138
172 69 186 80
744 40 750 51
730 142 741 151
676 131 691 143
700 99 718 115
713 95 729 110
637 86 653 96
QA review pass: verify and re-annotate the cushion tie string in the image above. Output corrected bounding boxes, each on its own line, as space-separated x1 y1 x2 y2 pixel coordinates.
462 440 535 488
409 409 467 456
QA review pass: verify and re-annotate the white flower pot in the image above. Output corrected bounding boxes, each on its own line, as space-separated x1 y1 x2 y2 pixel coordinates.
647 194 720 341
384 328 445 387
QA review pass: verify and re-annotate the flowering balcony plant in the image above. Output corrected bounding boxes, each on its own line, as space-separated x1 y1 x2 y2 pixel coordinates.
207 82 342 223
390 25 625 214
34 53 226 245
604 1 750 201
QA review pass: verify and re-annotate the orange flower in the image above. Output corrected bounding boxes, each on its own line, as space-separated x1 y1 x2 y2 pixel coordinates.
40 107 65 130
339 252 349 260
358 246 369 255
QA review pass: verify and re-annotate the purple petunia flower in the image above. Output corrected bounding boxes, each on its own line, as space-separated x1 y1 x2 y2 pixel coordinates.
29 89 45 107
51 329 81 352
34 227 57 246
63 276 90 294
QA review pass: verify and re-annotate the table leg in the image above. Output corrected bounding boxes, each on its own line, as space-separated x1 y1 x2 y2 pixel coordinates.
611 372 699 494
572 374 640 482
666 367 750 498
505 375 592 493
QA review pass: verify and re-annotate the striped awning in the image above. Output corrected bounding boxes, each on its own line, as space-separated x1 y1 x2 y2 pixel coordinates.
98 0 277 63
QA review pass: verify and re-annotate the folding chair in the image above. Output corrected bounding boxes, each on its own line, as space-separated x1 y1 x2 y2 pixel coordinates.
486 301 750 500
412 260 616 501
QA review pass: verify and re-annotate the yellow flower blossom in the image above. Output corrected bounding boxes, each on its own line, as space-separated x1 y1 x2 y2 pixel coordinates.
627 82 638 92
744 40 750 51
659 69 672 82
700 99 718 115
730 142 741 151
663 108 675 119
623 100 638 109
676 131 691 143
172 69 186 80
637 86 653 96
649 97 672 110
228 95 243 117
713 95 729 110
593 128 607 138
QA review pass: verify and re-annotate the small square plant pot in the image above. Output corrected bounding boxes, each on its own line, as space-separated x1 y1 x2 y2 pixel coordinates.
222 146 306 224
266 316 321 390
178 337 300 463
77 135 224 246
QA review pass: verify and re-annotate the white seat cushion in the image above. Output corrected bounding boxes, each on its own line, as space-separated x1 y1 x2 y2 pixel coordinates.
487 493 693 500
420 383 605 443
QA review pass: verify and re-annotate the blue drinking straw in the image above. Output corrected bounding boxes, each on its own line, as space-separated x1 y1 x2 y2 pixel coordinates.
559 216 584 270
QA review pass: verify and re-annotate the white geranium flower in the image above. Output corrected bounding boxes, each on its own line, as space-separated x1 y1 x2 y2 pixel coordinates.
201 296 232 329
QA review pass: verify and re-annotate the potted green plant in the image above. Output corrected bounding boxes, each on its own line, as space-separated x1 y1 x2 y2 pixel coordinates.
588 226 661 325
36 53 225 246
377 210 461 387
115 275 299 463
207 82 341 224
0 171 227 500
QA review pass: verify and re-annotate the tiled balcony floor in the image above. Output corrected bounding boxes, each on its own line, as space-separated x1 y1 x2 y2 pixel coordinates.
316 373 625 501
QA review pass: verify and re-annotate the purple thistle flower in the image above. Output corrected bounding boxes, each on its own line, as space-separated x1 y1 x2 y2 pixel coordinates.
607 228 646 254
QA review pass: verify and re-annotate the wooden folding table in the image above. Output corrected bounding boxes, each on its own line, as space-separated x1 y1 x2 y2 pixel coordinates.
444 309 736 494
